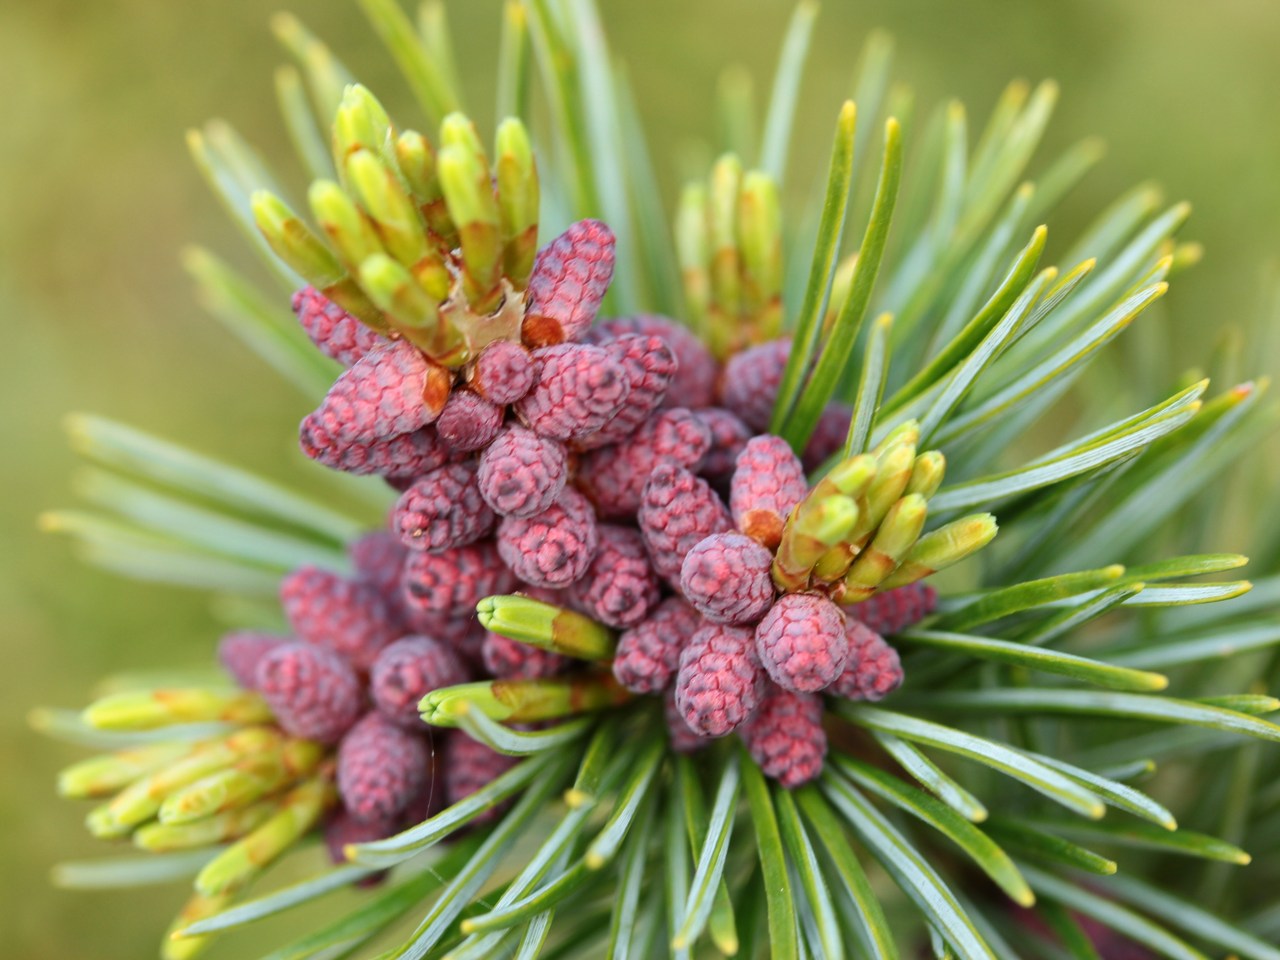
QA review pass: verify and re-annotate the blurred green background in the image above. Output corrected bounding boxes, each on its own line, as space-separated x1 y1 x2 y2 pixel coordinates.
3 1 1278 956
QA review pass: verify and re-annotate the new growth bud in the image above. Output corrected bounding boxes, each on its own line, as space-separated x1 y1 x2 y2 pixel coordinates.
495 118 539 287
419 673 630 727
477 593 618 661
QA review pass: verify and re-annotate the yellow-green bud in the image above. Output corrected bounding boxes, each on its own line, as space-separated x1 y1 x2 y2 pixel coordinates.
250 190 344 288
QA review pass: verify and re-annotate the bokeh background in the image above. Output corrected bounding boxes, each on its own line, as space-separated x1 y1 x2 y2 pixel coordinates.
3 1 1278 956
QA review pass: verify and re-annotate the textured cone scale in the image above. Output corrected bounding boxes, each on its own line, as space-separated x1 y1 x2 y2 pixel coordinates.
846 583 938 635
496 488 600 588
665 689 711 753
569 525 662 629
402 606 488 649
436 389 504 453
739 686 827 788
336 712 429 823
369 636 471 728
754 593 849 693
730 435 808 550
481 632 569 678
255 642 362 744
443 730 519 824
803 402 853 471
674 622 765 737
578 408 712 519
476 424 568 519
830 621 904 701
349 531 408 603
469 339 535 405
589 315 719 410
305 340 441 445
575 334 678 449
280 567 400 671
217 631 285 689
695 407 752 480
300 422 450 478
403 540 518 618
522 219 616 346
638 462 733 586
515 343 631 441
444 619 488 667
612 597 702 694
393 462 496 553
718 338 790 431
293 286 386 367
680 532 776 625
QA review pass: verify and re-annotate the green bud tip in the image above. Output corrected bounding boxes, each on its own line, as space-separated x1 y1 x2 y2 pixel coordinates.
420 675 629 728
803 494 860 546
476 594 617 660
249 190 343 287
873 419 920 456
437 143 499 231
344 150 428 270
308 179 386 267
439 112 487 159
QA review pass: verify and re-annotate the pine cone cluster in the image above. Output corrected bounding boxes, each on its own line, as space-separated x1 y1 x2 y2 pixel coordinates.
41 6 1278 960
269 209 954 790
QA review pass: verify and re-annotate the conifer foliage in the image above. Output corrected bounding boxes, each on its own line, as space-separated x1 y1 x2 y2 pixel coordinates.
36 2 1280 959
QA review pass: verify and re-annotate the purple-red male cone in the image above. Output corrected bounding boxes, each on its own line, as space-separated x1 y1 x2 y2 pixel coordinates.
303 340 444 446
522 219 615 347
496 488 600 588
696 408 752 480
280 566 400 671
476 424 568 519
830 620 905 701
255 642 363 744
846 583 938 635
469 339 535 405
393 462 496 553
515 343 630 442
336 712 429 823
589 315 719 411
718 338 789 431
612 597 702 694
293 286 386 367
680 532 775 625
576 334 677 448
402 540 518 617
638 462 733 586
673 622 764 737
578 408 711 518
349 531 408 602
754 593 849 693
481 633 569 679
369 636 470 728
217 631 285 689
436 390 504 453
730 435 808 550
443 730 518 824
739 686 827 788
569 525 662 629
300 423 450 478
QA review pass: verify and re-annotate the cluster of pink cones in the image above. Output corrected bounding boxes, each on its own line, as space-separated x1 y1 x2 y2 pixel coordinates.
197 213 953 856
